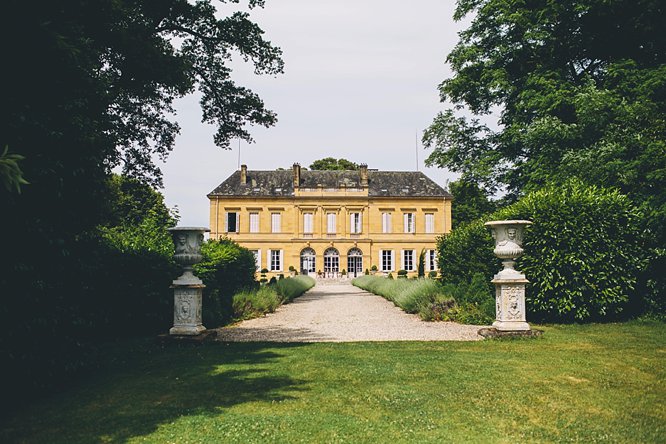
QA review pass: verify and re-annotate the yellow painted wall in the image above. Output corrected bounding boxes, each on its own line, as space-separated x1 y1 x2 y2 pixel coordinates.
209 194 451 278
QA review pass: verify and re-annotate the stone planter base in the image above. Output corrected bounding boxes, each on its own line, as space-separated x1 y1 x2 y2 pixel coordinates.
157 329 218 344
478 328 543 339
169 324 206 336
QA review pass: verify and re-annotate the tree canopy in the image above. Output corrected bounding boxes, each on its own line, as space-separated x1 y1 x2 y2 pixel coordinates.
423 0 665 208
309 157 359 170
447 179 496 228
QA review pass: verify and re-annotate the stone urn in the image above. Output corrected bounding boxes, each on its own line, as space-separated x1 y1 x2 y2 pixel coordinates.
168 227 209 335
484 220 532 331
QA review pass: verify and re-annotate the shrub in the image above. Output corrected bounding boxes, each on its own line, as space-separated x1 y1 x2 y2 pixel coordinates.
365 269 370 275
418 249 426 277
273 275 316 302
232 286 281 320
428 270 438 278
397 270 407 278
371 265 378 271
288 265 295 272
388 273 394 279
194 238 258 327
438 180 647 322
352 275 445 314
268 276 277 285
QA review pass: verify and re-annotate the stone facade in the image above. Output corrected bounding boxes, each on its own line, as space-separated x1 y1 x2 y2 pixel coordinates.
208 164 452 278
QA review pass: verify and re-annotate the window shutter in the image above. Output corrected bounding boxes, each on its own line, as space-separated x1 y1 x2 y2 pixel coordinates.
257 249 262 270
391 250 395 271
425 250 431 271
236 213 240 233
400 250 405 270
412 250 416 271
267 249 272 270
403 214 408 233
279 250 284 272
224 213 229 232
359 213 362 232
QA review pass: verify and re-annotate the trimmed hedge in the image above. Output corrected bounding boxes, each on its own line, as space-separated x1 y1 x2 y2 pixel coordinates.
232 275 315 320
438 180 647 322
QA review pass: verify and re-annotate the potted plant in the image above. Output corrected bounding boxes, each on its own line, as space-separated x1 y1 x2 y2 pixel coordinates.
260 268 269 285
370 265 378 275
397 269 408 279
288 265 296 277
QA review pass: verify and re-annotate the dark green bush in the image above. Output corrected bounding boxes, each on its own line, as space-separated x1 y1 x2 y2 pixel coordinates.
194 238 258 327
438 180 647 322
397 270 407 278
428 270 438 278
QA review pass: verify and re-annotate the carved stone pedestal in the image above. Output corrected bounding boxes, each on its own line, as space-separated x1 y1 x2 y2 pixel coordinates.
492 276 531 331
169 284 205 336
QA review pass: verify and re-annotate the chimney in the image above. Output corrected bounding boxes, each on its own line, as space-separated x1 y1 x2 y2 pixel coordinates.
293 163 301 188
240 164 247 185
359 163 368 187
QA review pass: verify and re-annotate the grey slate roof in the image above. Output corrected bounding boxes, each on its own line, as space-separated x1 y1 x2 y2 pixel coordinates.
208 169 452 198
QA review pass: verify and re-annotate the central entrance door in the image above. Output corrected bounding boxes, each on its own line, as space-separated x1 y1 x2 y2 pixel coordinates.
347 248 363 277
323 248 340 277
300 248 316 275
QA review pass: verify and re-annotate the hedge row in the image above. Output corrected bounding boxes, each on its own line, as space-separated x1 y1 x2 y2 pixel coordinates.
438 180 648 322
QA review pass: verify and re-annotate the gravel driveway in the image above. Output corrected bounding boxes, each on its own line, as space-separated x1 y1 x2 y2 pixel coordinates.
214 281 485 342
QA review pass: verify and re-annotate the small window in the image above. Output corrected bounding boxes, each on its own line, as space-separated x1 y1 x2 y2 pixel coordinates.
271 213 281 233
327 213 336 234
249 212 259 233
382 212 392 233
269 249 282 272
350 212 362 234
427 249 437 271
226 212 239 233
303 212 314 234
404 213 415 233
381 250 393 272
402 250 415 271
425 213 435 234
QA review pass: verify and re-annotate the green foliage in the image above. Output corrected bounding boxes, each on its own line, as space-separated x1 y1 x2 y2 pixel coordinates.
439 181 647 322
194 238 258 327
448 179 496 227
428 271 438 278
371 265 378 271
352 275 446 314
417 249 426 278
0 145 29 193
388 273 394 279
272 276 316 303
397 270 408 278
309 157 359 170
365 269 369 275
232 287 281 320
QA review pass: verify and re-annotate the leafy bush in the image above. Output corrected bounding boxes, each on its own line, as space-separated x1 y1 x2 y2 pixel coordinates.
397 270 408 278
272 275 316 303
232 286 281 320
438 180 647 322
194 238 258 327
428 271 438 278
352 275 446 314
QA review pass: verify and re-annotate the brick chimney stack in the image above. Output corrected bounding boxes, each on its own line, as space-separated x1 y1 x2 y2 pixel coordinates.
359 163 368 187
240 164 247 185
293 163 301 188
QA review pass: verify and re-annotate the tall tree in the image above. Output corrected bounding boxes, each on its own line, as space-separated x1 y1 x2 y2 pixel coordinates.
309 157 359 170
448 179 496 227
423 0 665 206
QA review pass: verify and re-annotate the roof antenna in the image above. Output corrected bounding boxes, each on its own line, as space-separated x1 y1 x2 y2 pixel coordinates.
237 138 241 170
415 130 419 171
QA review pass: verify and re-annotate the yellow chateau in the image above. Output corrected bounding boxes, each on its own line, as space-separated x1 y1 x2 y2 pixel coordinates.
208 163 452 278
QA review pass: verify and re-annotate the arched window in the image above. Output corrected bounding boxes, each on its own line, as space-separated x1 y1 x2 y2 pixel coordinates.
347 248 363 277
300 248 316 275
323 248 340 274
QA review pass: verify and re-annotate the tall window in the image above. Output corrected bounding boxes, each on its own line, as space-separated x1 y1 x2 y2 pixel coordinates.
381 250 394 272
271 212 281 233
402 249 415 271
303 212 314 234
269 249 282 271
226 212 239 233
404 213 415 233
250 250 261 270
327 213 336 234
249 212 259 233
350 212 362 234
425 213 435 234
427 249 437 271
382 212 392 233
324 248 339 273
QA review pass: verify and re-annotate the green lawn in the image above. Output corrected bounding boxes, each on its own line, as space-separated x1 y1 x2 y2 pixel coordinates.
1 322 664 443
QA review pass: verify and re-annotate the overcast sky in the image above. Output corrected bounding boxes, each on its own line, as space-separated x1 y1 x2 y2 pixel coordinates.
161 0 469 226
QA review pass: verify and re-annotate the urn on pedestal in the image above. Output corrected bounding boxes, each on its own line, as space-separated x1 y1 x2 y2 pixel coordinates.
484 220 532 331
168 227 209 335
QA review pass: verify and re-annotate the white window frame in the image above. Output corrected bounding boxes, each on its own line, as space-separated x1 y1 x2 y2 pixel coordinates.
401 249 415 271
225 211 240 233
303 212 314 234
350 212 362 234
268 249 283 272
249 212 259 233
426 249 438 271
251 249 261 270
381 250 394 272
425 213 435 234
271 212 281 233
327 213 336 234
382 212 392 233
403 213 415 233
